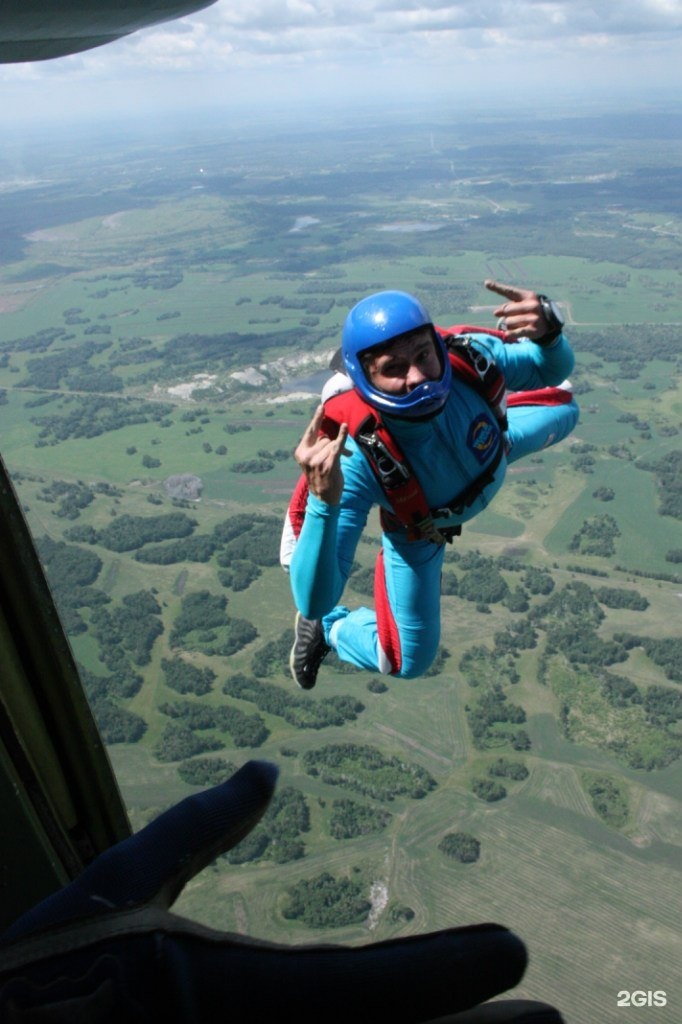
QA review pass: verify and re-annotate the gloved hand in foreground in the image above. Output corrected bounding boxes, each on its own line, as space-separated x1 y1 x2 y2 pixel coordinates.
0 760 563 1023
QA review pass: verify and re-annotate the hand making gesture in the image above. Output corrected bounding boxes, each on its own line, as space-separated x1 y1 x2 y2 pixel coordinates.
485 279 552 341
294 405 349 506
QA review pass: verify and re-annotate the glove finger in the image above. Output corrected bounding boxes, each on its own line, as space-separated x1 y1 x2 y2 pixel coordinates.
3 760 278 942
0 913 526 1024
188 921 527 1022
425 999 565 1023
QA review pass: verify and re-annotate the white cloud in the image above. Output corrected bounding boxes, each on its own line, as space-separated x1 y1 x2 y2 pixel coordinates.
0 0 680 123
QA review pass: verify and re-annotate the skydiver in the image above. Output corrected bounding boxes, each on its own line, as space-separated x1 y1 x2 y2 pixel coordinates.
283 281 578 689
0 760 564 1023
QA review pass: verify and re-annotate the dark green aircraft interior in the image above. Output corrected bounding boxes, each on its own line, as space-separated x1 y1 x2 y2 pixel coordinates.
0 454 131 930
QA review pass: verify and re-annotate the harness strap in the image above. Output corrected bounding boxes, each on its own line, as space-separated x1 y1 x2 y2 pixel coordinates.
323 356 503 544
322 336 508 544
379 440 504 541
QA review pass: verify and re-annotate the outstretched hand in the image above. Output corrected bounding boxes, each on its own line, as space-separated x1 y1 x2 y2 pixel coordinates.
294 404 349 505
484 280 550 341
0 760 543 1023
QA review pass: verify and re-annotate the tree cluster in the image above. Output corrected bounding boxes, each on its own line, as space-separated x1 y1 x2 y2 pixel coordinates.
329 798 392 840
170 591 258 657
458 560 509 605
87 696 147 744
472 778 507 802
91 591 164 668
162 657 216 696
31 395 175 444
529 581 605 629
601 673 642 708
218 560 261 592
37 537 106 633
251 631 292 677
584 773 629 828
37 479 95 520
488 758 529 781
643 685 682 728
282 872 370 928
80 666 146 745
301 743 437 801
93 512 197 553
545 621 628 669
135 534 216 564
22 339 108 390
159 697 269 747
213 514 281 567
594 586 648 611
230 458 274 474
636 450 682 519
466 684 527 751
617 635 682 683
177 756 236 787
438 832 480 863
222 673 364 730
154 722 224 763
568 514 621 557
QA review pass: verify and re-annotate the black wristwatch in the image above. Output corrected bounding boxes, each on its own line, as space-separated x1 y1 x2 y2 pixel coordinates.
536 295 565 346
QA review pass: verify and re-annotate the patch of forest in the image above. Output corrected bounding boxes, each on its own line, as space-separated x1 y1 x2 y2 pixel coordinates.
282 871 371 928
301 743 437 801
222 673 365 730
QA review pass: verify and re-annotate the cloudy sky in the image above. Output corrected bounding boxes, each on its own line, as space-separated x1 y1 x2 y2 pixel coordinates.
2 0 682 127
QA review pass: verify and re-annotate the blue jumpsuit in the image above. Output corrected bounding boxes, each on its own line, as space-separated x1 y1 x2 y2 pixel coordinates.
288 331 578 678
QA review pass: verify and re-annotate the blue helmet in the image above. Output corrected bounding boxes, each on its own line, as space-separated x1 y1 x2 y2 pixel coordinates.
341 290 451 417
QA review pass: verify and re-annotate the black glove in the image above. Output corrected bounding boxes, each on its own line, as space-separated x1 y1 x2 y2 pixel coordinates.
1 760 560 1023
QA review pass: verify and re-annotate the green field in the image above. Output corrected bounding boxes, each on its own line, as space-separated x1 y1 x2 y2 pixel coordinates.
1 109 681 1023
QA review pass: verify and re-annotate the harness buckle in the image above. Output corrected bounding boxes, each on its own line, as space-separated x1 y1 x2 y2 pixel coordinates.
357 428 411 489
432 504 462 519
456 335 494 380
411 515 447 546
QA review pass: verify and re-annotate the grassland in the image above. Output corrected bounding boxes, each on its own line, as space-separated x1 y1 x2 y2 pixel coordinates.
1 108 681 1023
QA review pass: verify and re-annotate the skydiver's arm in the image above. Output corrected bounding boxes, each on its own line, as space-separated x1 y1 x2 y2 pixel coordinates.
440 323 573 391
472 279 575 387
477 329 575 391
484 280 554 342
293 404 348 506
289 492 368 619
290 409 375 619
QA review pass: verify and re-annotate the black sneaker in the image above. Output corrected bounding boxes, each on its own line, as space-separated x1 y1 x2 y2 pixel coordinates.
289 613 330 690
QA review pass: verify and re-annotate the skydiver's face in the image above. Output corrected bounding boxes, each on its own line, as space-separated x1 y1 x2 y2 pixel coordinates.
364 329 442 396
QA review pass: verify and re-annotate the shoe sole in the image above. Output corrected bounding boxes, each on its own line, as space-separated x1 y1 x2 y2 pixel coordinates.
289 611 314 690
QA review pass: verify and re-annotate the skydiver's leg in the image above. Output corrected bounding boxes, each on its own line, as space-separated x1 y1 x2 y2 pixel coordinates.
505 392 578 464
323 531 444 678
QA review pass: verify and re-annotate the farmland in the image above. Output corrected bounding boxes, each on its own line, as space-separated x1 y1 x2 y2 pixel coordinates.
1 100 681 1022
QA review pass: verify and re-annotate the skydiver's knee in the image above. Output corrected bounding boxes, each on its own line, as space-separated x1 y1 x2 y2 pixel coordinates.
568 398 580 429
393 634 440 679
553 398 580 444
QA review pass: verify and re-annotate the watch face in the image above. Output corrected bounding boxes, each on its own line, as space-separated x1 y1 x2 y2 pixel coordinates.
549 300 565 325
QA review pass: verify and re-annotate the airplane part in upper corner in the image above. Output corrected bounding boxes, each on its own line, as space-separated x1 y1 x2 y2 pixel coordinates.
0 0 219 63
